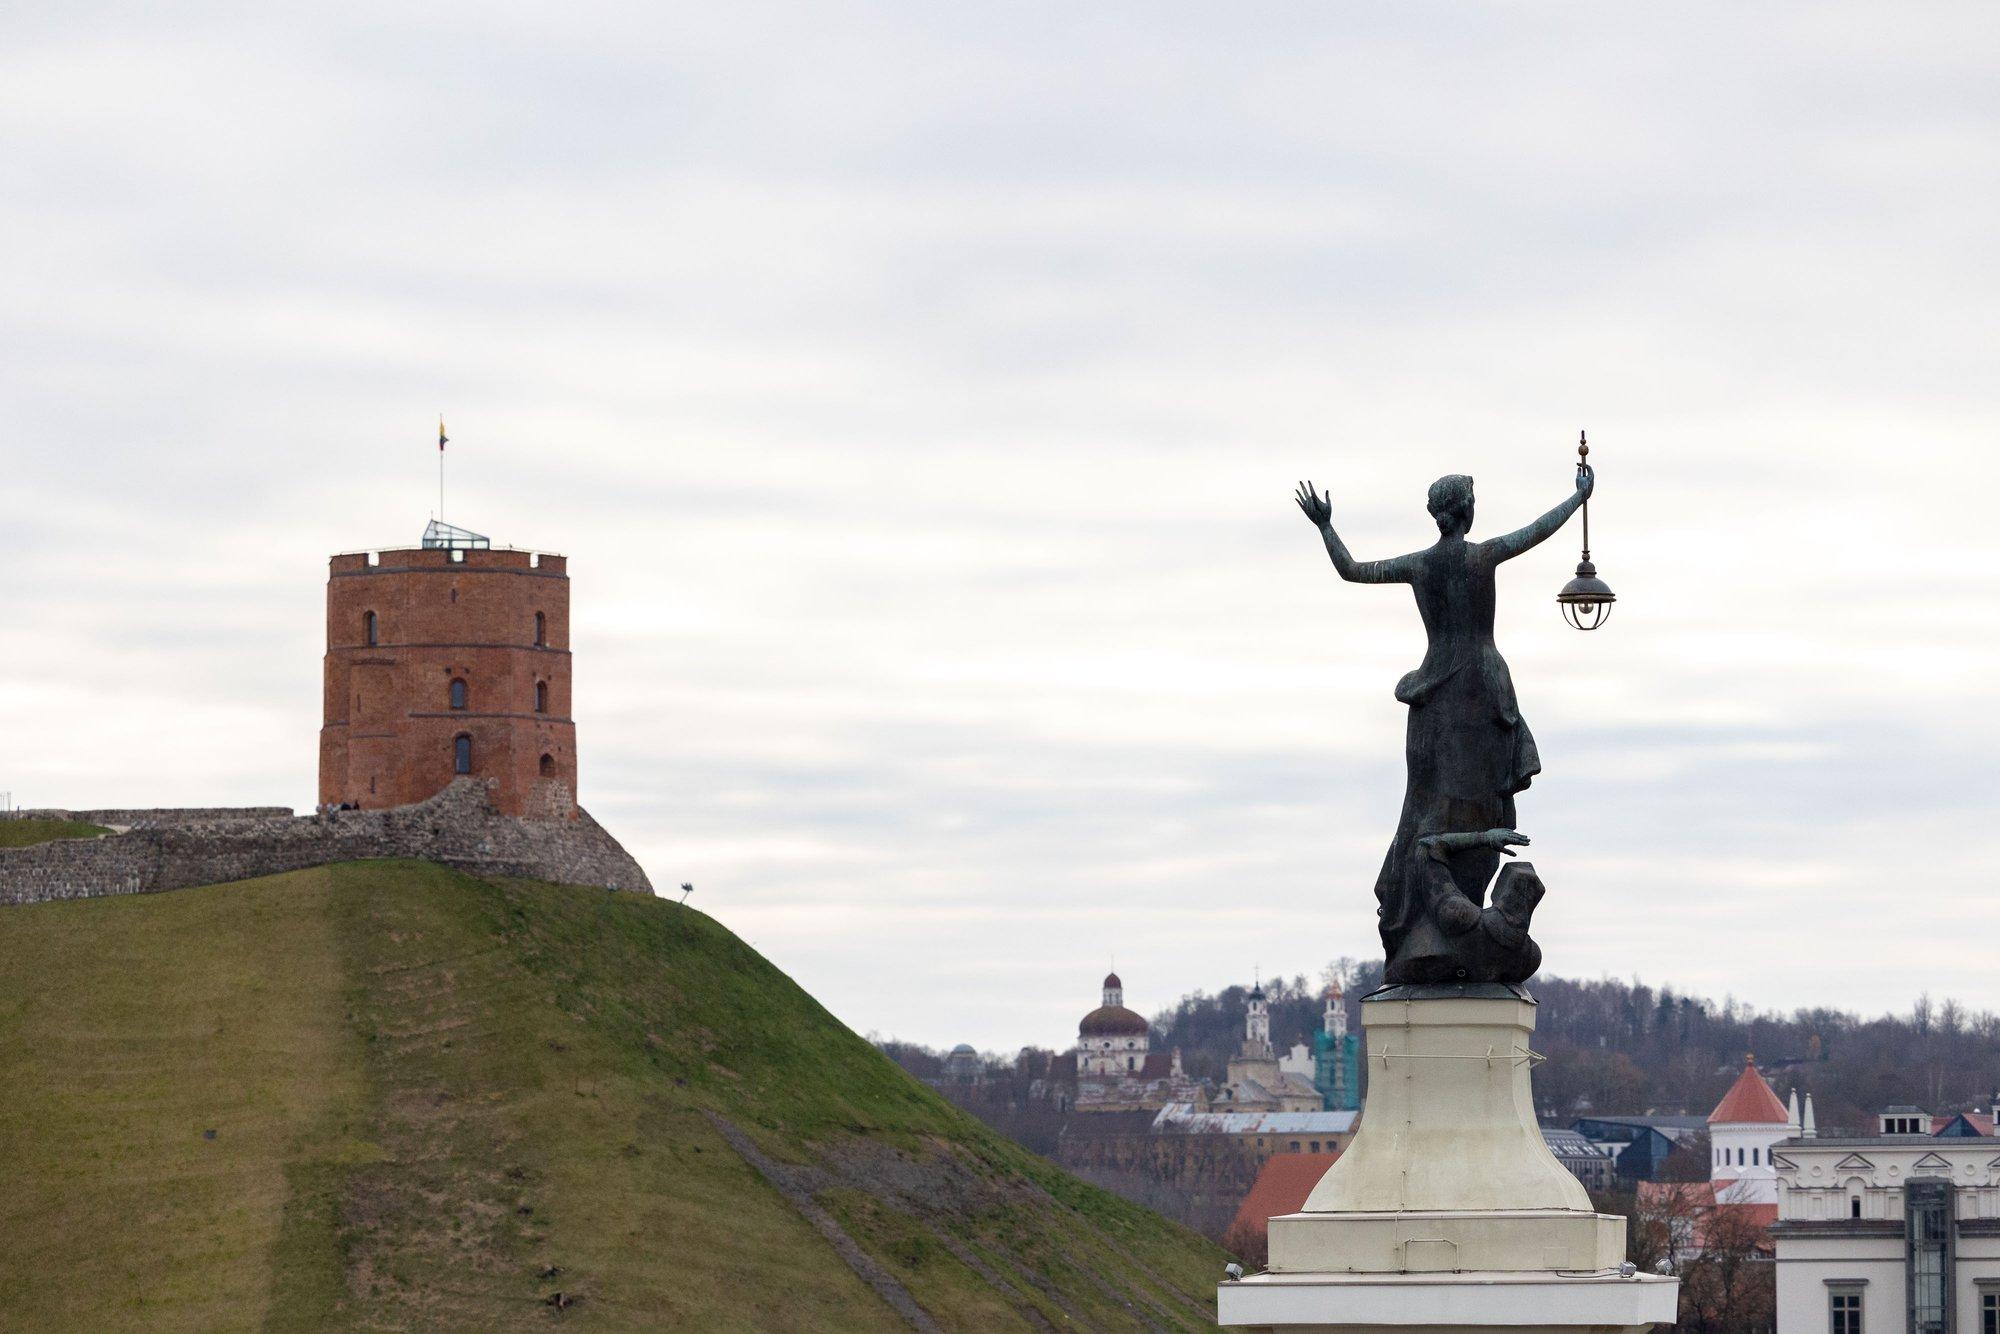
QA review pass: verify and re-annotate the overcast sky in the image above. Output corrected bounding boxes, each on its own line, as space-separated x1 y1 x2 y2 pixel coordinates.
4 3 1998 1051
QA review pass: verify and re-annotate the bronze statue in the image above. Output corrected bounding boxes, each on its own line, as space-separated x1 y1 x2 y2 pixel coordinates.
1295 465 1592 984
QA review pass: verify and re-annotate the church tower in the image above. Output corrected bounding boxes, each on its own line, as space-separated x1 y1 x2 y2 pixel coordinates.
319 521 579 819
1313 981 1362 1111
1243 981 1273 1059
1707 1053 1795 1205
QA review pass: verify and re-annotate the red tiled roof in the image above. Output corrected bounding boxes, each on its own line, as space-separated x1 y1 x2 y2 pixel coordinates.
1708 1056 1791 1125
1634 1180 1776 1251
1933 1112 1996 1136
1732 1204 1780 1230
1226 1152 1338 1249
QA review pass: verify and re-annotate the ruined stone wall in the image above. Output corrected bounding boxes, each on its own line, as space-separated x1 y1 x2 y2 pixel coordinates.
0 779 651 907
2 807 295 828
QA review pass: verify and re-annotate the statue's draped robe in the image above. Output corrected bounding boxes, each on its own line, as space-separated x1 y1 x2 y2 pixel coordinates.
1373 537 1540 979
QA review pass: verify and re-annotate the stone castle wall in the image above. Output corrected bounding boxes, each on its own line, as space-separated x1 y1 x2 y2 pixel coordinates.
3 807 296 829
0 779 652 907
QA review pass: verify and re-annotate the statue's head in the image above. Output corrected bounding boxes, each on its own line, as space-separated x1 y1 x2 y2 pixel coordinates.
1427 474 1474 535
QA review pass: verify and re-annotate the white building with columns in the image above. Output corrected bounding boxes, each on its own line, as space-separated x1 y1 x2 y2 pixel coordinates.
1772 1104 2000 1334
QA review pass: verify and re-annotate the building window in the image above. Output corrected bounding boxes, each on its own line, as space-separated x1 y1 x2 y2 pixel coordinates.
535 680 548 713
1830 1291 1862 1334
1908 1180 1952 1334
1851 1196 1863 1218
1980 1291 1997 1334
449 678 467 710
1753 1148 1760 1166
540 753 556 778
364 610 378 646
1738 1147 1746 1166
1309 1141 1320 1153
534 612 546 647
454 734 472 775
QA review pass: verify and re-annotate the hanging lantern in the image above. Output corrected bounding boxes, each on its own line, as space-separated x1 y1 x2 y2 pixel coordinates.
1556 432 1616 631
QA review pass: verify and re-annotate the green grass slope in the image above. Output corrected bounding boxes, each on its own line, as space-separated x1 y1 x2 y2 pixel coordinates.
0 861 1225 1332
0 817 109 848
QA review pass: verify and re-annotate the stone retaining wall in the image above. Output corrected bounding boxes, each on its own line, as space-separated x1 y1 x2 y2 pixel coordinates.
0 779 652 906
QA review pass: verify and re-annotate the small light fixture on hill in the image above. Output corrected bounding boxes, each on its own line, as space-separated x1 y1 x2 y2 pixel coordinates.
679 882 693 904
1556 431 1616 631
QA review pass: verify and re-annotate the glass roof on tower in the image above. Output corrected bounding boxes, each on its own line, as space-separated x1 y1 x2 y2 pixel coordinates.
422 519 491 550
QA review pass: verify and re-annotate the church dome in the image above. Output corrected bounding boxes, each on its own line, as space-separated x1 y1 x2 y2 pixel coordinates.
1079 1005 1149 1038
1102 972 1122 990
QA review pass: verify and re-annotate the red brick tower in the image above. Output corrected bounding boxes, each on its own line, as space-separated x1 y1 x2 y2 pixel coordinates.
319 525 578 818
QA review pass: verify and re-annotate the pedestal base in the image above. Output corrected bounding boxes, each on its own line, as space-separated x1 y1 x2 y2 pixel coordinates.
1218 1268 1680 1333
1269 1209 1627 1274
1217 989 1678 1332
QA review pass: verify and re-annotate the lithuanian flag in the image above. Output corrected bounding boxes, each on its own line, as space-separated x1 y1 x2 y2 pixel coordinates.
439 417 449 452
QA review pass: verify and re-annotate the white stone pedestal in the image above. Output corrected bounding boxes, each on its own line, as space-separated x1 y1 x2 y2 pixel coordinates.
1218 986 1678 1333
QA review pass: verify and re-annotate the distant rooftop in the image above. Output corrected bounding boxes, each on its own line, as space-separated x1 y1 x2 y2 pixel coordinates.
422 519 490 550
1573 1114 1709 1130
1152 1104 1358 1135
1542 1128 1612 1157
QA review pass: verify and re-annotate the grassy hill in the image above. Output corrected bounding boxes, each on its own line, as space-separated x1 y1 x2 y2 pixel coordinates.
0 817 108 848
0 860 1226 1332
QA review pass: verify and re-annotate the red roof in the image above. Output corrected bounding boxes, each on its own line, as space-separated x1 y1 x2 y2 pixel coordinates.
1709 1056 1791 1125
1634 1180 1777 1251
1225 1153 1337 1252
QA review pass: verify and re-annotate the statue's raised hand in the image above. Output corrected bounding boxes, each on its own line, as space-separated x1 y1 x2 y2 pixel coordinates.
1575 464 1595 501
1478 828 1530 856
1294 481 1332 528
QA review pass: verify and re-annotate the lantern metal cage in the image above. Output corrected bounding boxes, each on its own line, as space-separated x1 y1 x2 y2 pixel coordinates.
1556 433 1615 631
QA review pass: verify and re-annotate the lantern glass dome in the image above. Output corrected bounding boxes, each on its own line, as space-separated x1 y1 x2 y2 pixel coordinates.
1557 560 1615 631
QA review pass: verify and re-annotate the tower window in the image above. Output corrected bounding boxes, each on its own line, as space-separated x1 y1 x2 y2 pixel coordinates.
364 611 378 646
454 734 472 775
534 612 546 647
449 679 467 710
1830 1290 1861 1334
535 680 548 713
539 753 555 778
1851 1196 1862 1218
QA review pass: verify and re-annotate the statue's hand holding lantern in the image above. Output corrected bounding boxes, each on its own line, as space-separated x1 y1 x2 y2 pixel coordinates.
1555 431 1616 631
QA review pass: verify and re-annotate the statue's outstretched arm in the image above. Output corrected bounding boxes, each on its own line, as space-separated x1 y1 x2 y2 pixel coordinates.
1482 466 1592 563
1295 482 1417 584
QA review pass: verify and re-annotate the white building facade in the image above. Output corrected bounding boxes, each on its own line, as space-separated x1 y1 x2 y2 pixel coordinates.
1772 1115 2000 1334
